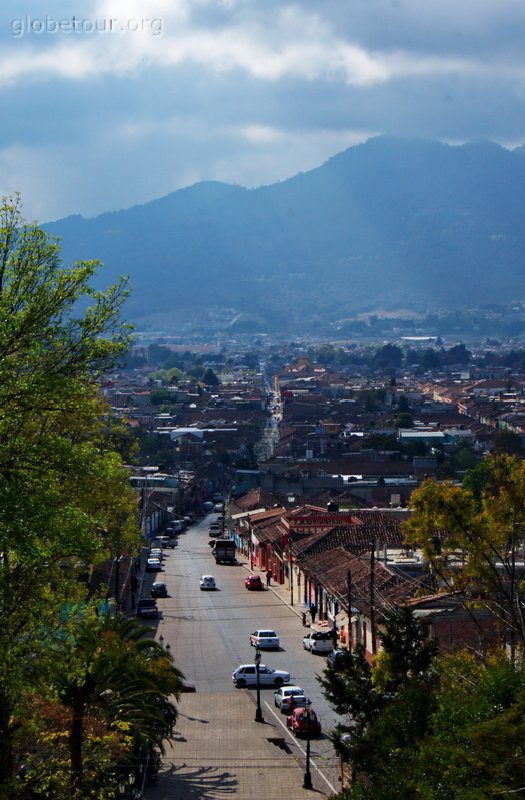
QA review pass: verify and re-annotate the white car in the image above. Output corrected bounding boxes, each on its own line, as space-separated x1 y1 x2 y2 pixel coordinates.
232 664 290 688
250 629 280 649
146 557 162 572
149 548 164 560
274 685 306 712
200 575 217 590
303 630 334 654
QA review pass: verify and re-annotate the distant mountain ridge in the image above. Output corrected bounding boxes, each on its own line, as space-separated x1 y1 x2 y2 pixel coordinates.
44 136 525 331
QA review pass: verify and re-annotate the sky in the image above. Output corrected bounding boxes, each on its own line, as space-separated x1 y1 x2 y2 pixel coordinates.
1 0 525 222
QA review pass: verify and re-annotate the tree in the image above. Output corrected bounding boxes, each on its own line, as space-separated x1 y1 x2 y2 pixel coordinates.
202 367 219 386
371 607 438 693
394 411 413 428
403 454 525 657
52 610 182 793
492 428 524 456
0 197 140 792
397 394 410 413
412 650 525 800
320 609 438 800
21 610 183 798
372 344 402 371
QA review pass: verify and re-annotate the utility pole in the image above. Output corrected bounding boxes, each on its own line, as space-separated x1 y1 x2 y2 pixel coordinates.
347 569 352 650
370 541 376 655
289 537 294 606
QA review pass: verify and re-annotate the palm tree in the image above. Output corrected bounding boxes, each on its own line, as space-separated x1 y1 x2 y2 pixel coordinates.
48 608 183 793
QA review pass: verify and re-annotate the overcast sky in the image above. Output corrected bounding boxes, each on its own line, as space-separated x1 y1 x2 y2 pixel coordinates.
1 0 524 222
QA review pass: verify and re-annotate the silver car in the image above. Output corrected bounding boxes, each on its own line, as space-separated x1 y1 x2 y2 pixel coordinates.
274 685 306 712
232 664 290 688
303 630 334 654
250 629 280 649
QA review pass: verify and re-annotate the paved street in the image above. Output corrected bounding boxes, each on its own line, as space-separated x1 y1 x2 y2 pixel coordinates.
141 516 342 799
144 692 335 800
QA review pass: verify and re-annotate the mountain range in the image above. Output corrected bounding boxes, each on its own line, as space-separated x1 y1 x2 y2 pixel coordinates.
43 136 525 333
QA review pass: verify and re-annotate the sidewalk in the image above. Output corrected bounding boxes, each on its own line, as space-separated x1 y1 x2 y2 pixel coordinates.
145 692 333 800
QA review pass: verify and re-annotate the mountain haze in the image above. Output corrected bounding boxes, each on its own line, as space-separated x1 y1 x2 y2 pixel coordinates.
44 136 525 331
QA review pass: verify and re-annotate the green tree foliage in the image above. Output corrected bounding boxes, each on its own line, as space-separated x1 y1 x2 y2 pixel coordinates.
371 607 438 692
397 394 410 412
404 454 525 654
412 651 525 800
0 197 144 794
394 411 413 428
420 347 442 371
320 609 438 800
202 367 219 386
147 344 172 365
358 388 386 412
150 388 177 405
492 428 524 456
372 343 403 370
19 610 182 798
443 343 472 365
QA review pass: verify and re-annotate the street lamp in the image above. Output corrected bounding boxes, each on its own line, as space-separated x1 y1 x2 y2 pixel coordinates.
117 772 136 798
302 698 313 789
254 646 264 723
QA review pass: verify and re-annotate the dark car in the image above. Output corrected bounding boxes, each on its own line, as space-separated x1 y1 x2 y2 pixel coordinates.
137 598 159 618
327 649 348 670
286 707 322 738
245 574 264 591
151 582 168 598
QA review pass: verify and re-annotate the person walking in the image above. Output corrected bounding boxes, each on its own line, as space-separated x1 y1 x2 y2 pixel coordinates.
310 603 317 624
266 569 271 586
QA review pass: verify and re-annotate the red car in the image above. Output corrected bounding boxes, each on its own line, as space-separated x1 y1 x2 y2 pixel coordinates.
245 574 264 591
286 707 322 738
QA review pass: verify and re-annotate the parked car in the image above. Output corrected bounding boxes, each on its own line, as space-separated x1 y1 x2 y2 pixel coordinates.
209 524 221 536
327 649 348 670
250 629 280 649
232 664 290 688
213 503 223 513
274 685 306 712
286 707 322 738
149 547 164 561
245 575 264 591
303 630 334 654
136 598 159 618
151 581 168 598
154 535 176 549
146 557 162 572
199 575 217 590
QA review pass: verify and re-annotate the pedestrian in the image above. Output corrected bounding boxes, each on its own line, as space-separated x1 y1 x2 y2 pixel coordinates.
331 626 338 649
266 569 271 586
302 611 307 627
310 603 317 624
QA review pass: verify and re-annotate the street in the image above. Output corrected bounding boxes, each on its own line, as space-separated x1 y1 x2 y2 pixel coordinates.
141 514 342 798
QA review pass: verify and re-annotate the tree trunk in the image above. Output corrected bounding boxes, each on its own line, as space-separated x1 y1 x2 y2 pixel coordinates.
69 691 85 791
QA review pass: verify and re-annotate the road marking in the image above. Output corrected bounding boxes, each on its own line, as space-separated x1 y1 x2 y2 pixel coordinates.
262 701 338 795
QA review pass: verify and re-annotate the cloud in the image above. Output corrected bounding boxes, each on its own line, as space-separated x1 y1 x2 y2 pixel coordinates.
0 0 524 220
